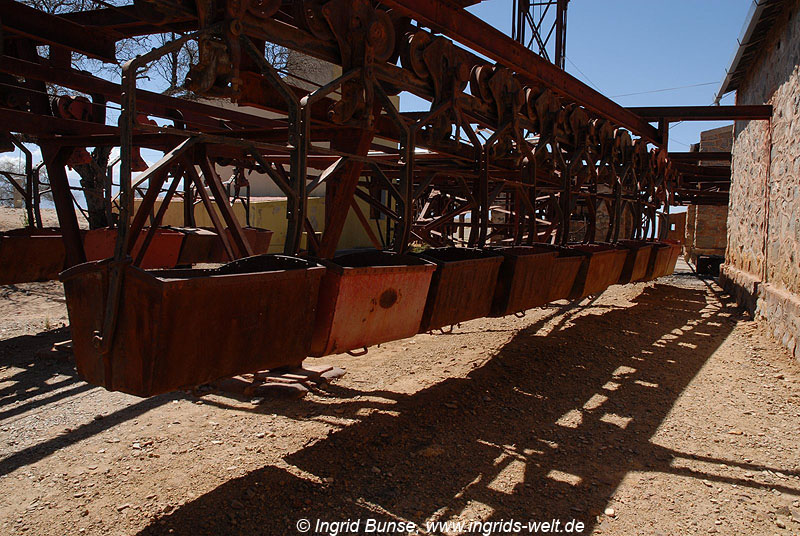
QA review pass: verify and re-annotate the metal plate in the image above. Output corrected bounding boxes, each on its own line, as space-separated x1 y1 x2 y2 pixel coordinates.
616 240 655 284
208 227 273 262
644 242 674 281
84 227 185 269
547 253 584 303
568 244 629 299
176 228 218 265
663 241 682 276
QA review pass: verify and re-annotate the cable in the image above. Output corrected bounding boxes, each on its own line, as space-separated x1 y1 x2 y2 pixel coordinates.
565 56 603 93
666 120 694 148
669 138 692 148
611 81 719 99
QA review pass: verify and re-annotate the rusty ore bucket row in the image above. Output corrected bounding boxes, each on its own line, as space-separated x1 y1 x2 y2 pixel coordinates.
0 226 274 285
60 240 680 397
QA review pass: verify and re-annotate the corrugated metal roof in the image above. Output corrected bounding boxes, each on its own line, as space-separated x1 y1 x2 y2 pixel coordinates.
715 0 789 102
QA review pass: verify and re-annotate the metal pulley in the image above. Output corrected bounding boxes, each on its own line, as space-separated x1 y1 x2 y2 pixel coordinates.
401 31 432 79
246 0 280 19
367 9 395 63
469 64 492 101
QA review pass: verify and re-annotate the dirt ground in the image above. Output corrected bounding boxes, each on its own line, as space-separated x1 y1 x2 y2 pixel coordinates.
0 221 799 535
0 207 69 230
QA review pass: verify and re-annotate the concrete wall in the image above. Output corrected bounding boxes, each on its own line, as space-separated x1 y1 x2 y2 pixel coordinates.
720 0 800 362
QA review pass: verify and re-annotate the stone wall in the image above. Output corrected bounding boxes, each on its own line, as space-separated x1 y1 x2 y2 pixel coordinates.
721 0 800 362
726 118 769 277
685 205 696 258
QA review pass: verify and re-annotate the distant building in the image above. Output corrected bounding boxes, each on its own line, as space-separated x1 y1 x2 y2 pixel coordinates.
683 126 732 263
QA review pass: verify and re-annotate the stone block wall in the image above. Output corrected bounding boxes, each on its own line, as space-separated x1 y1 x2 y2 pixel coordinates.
682 126 731 262
700 125 734 155
726 118 769 277
685 205 696 258
689 204 728 258
721 0 800 362
684 200 729 262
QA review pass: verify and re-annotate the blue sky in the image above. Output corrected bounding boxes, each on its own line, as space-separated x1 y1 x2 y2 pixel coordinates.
402 0 752 151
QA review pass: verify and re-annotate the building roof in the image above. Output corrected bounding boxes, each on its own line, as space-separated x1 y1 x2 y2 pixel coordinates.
448 0 486 6
715 0 789 103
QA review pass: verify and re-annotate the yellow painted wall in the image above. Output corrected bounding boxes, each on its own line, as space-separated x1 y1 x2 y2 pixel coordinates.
139 193 389 254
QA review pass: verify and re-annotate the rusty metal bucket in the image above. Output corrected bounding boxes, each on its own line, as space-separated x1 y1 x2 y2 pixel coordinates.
663 241 682 276
0 228 66 285
490 245 585 316
415 247 503 331
61 255 324 397
84 227 186 269
176 227 219 265
546 248 587 302
568 244 629 299
208 227 273 262
309 250 435 357
616 240 655 284
490 246 557 316
643 242 673 281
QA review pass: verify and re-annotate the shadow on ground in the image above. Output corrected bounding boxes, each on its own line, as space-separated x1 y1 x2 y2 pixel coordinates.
0 327 99 425
0 327 177 477
133 282 767 535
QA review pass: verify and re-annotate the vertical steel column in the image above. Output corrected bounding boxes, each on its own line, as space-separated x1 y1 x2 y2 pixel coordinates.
555 0 568 70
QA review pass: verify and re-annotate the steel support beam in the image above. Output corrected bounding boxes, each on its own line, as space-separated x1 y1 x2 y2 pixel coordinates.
1 0 118 61
41 145 86 267
0 56 280 130
318 129 376 258
0 108 117 137
668 152 731 162
628 105 772 121
672 163 731 177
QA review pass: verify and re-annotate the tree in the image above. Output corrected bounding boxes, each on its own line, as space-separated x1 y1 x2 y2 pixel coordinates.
15 0 199 228
0 156 51 223
0 157 22 208
150 33 199 97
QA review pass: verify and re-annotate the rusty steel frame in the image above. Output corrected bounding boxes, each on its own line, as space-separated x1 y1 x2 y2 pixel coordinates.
512 0 569 69
0 0 776 381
